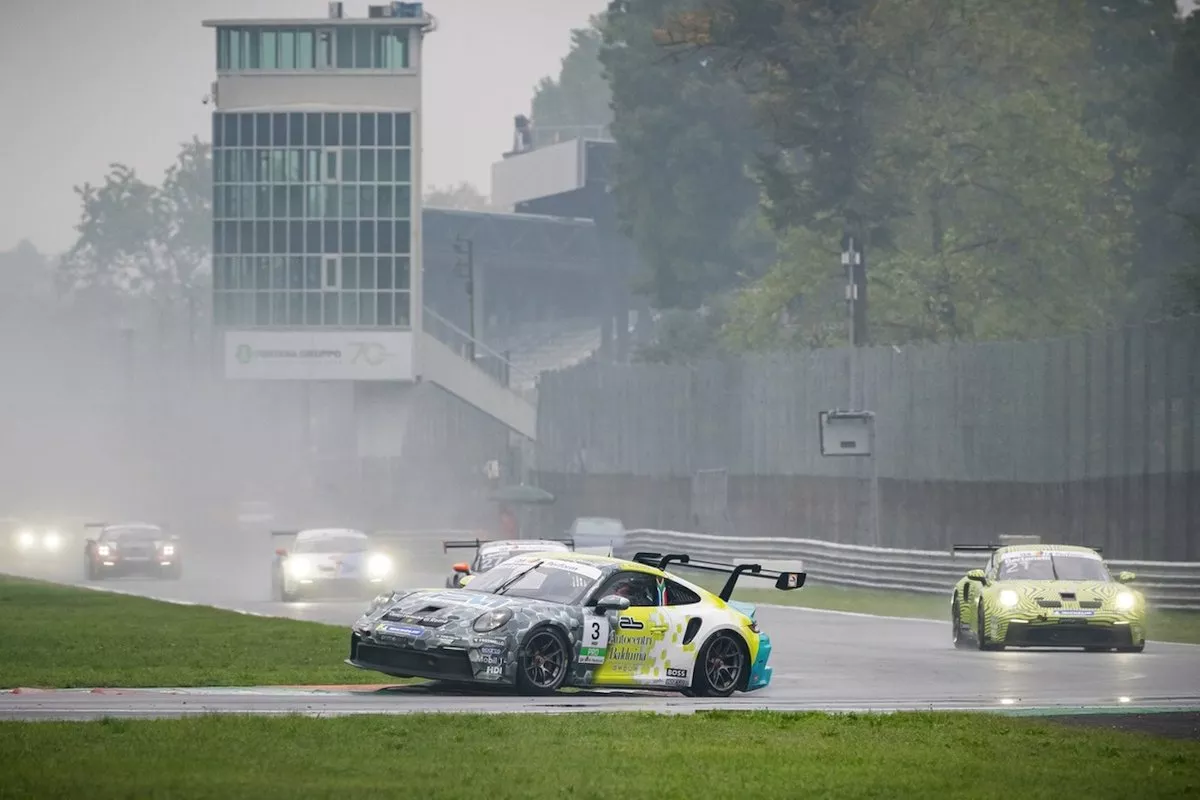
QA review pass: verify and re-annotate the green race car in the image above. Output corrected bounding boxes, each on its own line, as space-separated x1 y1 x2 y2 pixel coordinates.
949 543 1145 653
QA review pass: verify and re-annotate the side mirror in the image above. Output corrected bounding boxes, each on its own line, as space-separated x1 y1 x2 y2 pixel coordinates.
966 569 988 585
1117 571 1135 584
274 548 287 557
453 562 471 574
595 594 631 613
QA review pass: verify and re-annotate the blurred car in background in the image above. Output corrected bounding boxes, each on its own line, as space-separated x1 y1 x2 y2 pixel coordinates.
83 522 182 580
271 528 404 602
442 537 574 588
2 516 73 567
567 517 627 556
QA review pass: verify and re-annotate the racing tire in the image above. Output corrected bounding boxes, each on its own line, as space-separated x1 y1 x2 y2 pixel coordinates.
951 599 972 649
161 564 183 581
272 568 298 602
691 631 749 698
1117 643 1146 654
515 626 570 695
976 605 1004 652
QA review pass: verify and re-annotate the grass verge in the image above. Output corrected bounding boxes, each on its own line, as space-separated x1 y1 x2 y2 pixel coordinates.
0 575 397 688
0 712 1197 799
675 569 1200 645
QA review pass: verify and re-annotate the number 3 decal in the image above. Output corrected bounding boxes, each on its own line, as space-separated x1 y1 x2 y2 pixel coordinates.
579 614 610 664
590 621 601 640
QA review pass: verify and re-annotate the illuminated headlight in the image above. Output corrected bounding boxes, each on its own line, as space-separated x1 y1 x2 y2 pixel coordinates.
287 556 313 578
16 531 35 550
161 544 175 556
472 608 513 633
43 531 62 551
97 544 112 557
367 553 393 578
999 590 1019 608
1115 592 1136 611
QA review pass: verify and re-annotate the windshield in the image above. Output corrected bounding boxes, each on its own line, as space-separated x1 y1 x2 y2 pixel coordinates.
464 559 602 605
997 553 1110 582
296 536 369 554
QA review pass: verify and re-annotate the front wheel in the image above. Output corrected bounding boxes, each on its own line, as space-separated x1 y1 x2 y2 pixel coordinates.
977 605 1004 652
951 599 972 649
515 627 570 695
691 631 748 697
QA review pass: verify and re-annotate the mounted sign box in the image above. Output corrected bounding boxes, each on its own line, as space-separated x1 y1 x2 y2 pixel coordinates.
818 410 874 457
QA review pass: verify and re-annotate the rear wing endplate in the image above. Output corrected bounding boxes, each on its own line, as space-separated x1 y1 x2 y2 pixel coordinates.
632 552 806 601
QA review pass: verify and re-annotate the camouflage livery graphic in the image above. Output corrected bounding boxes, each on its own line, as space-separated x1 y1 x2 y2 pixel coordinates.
347 551 807 696
948 544 1146 652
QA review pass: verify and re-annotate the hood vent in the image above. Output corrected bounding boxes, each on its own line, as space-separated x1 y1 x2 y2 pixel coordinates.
1059 592 1077 601
1037 599 1062 608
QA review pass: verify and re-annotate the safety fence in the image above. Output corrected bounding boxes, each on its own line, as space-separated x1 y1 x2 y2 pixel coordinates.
625 529 1200 611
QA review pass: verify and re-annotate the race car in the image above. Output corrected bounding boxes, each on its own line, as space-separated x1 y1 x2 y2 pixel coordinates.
567 517 627 556
347 550 806 696
271 528 399 601
949 543 1146 652
83 522 182 580
442 538 574 588
4 517 71 564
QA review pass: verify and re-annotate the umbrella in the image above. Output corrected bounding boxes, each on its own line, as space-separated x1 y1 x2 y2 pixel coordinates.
487 484 556 505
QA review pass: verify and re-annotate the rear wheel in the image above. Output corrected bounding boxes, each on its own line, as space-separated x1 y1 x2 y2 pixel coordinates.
691 631 748 697
515 627 569 695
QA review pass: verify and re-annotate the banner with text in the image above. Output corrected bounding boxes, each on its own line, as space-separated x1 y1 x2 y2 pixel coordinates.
223 330 414 381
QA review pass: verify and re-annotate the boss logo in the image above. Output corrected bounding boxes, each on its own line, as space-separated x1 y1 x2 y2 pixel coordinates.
618 617 644 630
666 668 688 678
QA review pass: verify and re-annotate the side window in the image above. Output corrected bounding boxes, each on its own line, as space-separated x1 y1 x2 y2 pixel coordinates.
662 579 701 607
595 571 659 607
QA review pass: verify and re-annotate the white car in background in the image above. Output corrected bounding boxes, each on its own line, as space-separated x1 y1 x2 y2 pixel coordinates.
3 517 71 565
270 528 397 602
567 516 628 556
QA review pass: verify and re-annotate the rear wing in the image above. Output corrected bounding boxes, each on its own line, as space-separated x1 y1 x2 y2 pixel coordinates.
86 522 175 539
442 538 576 553
951 543 1104 555
632 552 806 602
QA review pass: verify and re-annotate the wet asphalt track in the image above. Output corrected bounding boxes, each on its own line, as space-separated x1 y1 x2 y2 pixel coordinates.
3 538 1199 720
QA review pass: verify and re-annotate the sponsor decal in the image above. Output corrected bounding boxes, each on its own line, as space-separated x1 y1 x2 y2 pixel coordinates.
1052 609 1096 617
665 668 688 679
376 623 425 638
481 664 504 678
472 636 507 648
618 617 645 631
476 645 505 657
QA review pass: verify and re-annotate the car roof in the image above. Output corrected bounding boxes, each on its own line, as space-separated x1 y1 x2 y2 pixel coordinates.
105 522 161 531
995 544 1101 558
297 528 367 540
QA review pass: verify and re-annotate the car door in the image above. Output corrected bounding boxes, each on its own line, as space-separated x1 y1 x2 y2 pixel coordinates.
585 571 670 687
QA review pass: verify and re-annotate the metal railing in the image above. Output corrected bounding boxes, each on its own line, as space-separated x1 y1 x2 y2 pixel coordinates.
421 306 539 402
625 529 1200 611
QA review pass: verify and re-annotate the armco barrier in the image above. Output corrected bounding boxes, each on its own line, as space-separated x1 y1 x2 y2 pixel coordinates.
624 529 1200 611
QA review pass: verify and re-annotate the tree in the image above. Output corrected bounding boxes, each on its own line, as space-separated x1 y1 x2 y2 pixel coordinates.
664 0 1138 347
531 22 613 137
424 182 494 211
1164 10 1200 310
601 0 771 310
0 240 52 306
59 139 212 309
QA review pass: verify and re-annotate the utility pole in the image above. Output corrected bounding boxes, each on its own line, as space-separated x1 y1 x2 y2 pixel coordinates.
841 232 868 347
453 235 476 362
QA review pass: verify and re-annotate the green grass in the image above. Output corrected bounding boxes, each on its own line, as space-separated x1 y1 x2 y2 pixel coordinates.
0 576 400 688
0 712 1196 799
676 569 1200 645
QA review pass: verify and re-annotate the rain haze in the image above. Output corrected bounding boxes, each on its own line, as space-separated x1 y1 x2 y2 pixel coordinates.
1 0 1200 772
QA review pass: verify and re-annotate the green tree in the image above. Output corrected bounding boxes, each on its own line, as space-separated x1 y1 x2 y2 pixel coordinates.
671 0 1137 347
424 182 493 211
531 22 613 137
59 139 212 307
601 0 770 310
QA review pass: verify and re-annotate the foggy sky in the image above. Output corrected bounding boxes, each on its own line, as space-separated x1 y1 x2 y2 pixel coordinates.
0 0 606 254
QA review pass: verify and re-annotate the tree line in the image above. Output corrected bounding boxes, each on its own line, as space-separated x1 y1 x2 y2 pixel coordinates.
532 1 1200 357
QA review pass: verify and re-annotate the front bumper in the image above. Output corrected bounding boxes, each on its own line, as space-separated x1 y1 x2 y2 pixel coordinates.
994 612 1144 648
347 624 515 684
95 558 178 575
746 633 772 691
288 576 388 599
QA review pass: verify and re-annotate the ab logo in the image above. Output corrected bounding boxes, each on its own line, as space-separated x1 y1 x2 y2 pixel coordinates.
618 616 644 630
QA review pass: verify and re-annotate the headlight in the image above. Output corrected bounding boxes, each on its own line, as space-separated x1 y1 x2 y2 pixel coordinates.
97 544 111 557
367 553 393 578
287 556 313 578
16 531 35 550
472 608 513 633
43 531 62 551
1115 592 1136 611
999 590 1019 608
161 544 175 556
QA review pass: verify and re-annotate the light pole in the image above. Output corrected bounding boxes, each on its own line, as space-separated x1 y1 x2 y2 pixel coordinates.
453 235 475 361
